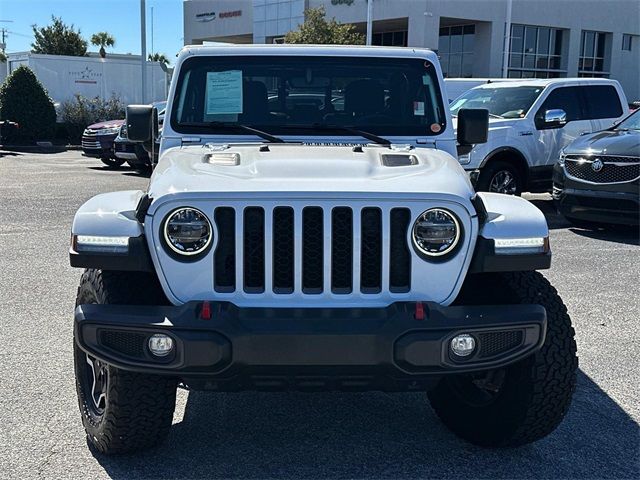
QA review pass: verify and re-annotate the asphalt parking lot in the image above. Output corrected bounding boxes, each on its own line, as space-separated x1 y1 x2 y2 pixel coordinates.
0 150 638 479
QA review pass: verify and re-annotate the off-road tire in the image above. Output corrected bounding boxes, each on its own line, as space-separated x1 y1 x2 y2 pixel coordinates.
428 271 578 447
74 269 177 454
476 160 524 195
100 157 126 168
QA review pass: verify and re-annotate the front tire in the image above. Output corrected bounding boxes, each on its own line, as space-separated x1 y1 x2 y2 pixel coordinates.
74 269 177 454
476 160 524 195
428 271 578 447
100 157 126 168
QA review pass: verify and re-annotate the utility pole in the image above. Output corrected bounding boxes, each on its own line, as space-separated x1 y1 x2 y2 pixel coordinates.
151 6 154 57
0 20 15 54
140 0 147 104
366 0 373 46
502 0 513 78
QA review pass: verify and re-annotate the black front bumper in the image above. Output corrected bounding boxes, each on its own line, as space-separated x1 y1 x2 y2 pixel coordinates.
553 163 639 225
75 301 546 392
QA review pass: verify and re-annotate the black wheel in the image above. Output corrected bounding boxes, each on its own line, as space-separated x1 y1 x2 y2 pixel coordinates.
100 157 126 168
428 271 578 447
74 269 177 454
476 160 524 195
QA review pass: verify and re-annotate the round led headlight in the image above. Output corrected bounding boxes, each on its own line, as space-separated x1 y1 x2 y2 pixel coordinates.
412 208 461 257
163 207 212 256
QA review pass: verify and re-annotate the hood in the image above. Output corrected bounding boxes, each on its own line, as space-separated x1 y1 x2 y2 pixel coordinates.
148 144 474 201
86 119 124 130
564 129 640 156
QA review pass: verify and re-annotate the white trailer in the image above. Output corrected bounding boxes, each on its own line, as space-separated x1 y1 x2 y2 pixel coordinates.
5 52 169 106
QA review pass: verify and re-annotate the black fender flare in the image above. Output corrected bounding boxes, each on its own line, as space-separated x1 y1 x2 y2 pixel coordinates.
478 146 530 186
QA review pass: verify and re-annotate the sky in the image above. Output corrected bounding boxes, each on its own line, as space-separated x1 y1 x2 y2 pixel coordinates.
0 0 184 64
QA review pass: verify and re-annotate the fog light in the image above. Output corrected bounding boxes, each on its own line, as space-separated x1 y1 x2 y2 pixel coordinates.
451 334 476 357
148 334 174 357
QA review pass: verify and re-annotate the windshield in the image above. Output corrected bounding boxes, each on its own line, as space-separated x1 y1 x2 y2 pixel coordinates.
450 86 543 119
615 109 640 131
170 55 446 137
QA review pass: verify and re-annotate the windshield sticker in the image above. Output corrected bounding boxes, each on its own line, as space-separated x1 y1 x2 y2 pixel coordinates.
430 123 442 133
413 101 425 116
205 70 243 115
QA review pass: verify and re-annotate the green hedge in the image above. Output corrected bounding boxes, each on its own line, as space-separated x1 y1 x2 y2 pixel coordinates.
0 65 57 143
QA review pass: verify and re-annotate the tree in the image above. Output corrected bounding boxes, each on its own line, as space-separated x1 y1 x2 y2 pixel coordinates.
284 6 364 45
0 51 6 63
148 53 170 66
0 66 56 142
91 31 116 58
31 16 87 56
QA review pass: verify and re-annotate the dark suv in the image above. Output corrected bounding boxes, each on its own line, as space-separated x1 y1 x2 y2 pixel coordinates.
553 109 639 227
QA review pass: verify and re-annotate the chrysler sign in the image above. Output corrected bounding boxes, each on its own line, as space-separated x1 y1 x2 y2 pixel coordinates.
195 10 242 22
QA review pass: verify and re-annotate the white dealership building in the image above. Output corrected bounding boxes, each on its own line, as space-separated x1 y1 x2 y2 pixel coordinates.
183 0 640 101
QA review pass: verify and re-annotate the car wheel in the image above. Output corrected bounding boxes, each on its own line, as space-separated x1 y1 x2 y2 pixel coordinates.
477 160 524 195
100 157 126 168
428 271 578 447
74 269 176 454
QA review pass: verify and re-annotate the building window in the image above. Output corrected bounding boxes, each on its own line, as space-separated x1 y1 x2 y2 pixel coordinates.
372 31 407 47
622 34 633 51
507 24 566 78
438 25 475 78
579 30 610 77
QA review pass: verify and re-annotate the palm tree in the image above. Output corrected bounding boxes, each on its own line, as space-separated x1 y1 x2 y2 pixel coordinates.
148 52 170 66
90 32 115 58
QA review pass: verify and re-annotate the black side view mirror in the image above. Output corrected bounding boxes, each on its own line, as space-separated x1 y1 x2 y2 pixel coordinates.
457 108 489 154
126 105 158 143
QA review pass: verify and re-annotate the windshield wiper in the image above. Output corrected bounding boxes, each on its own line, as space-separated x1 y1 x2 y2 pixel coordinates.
180 121 286 143
281 123 391 146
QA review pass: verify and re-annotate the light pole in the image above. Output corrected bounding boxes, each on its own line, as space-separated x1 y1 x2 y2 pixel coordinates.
366 0 373 46
140 0 147 104
502 0 513 78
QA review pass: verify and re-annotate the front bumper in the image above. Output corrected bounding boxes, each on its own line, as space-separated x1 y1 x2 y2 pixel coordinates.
81 133 117 158
114 139 149 164
553 163 639 225
75 301 546 392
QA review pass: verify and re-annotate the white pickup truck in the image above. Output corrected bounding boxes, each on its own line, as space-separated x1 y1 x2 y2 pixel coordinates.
451 79 629 194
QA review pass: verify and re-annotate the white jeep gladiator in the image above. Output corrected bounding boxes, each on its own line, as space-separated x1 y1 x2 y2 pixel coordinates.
69 45 577 454
451 78 628 194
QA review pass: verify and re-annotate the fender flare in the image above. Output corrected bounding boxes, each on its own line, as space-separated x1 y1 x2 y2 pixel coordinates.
468 192 551 272
69 190 154 271
479 146 530 171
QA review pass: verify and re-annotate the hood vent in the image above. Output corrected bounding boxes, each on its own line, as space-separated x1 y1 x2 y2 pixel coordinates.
381 154 419 167
205 152 240 166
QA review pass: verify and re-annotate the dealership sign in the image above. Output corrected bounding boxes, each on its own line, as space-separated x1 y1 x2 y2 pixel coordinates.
69 66 102 85
195 10 242 22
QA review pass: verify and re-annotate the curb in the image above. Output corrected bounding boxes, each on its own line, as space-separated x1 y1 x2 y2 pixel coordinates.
0 144 83 153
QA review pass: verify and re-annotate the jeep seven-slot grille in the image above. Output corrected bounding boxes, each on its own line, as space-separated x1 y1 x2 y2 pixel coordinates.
212 206 412 295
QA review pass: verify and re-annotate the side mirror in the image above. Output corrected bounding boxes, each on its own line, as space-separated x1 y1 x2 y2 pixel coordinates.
126 105 158 142
543 109 567 128
457 108 489 148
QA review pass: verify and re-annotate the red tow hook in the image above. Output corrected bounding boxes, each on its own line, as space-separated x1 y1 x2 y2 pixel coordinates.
200 301 212 320
414 302 425 321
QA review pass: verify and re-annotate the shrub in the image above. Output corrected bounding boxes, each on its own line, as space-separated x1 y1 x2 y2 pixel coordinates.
59 94 125 143
0 65 57 143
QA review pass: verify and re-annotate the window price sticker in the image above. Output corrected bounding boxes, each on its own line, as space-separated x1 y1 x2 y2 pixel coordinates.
205 70 243 115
